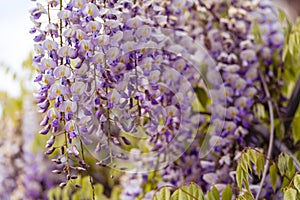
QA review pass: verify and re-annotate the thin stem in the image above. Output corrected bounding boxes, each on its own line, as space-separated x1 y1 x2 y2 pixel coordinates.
59 0 63 65
58 0 71 180
255 71 275 200
106 105 113 164
104 54 113 164
64 131 70 174
90 176 95 200
151 153 161 189
134 51 141 122
288 170 300 188
80 139 85 159
47 4 51 24
197 0 220 21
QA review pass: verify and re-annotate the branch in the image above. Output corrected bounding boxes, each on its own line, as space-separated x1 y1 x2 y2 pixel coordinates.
284 75 300 131
251 123 300 171
255 71 275 200
251 74 300 172
197 0 220 22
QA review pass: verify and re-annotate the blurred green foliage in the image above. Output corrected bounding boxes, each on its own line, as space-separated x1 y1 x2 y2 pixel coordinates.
47 175 121 200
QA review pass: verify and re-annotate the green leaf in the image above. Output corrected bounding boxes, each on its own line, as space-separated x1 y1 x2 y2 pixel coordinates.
292 117 300 143
256 153 265 179
171 183 204 200
283 45 289 61
284 188 297 200
222 185 232 200
236 164 243 190
287 156 296 179
47 175 110 200
274 118 285 140
240 158 248 172
294 174 300 192
243 169 250 192
185 183 204 200
278 8 291 25
249 149 256 165
194 87 209 107
269 162 278 191
237 192 254 200
153 187 171 200
243 153 250 171
210 186 219 200
207 192 216 200
278 153 287 176
47 187 61 200
251 21 262 44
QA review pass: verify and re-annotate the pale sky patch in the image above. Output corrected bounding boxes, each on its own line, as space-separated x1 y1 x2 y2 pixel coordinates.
0 0 34 97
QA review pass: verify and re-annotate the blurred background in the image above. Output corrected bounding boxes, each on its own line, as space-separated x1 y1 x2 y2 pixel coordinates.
0 0 299 199
0 1 60 198
0 0 32 96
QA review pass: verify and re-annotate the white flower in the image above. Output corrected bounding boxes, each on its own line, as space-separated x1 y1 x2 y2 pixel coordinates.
71 81 87 95
106 47 119 60
72 0 87 9
58 46 76 58
149 70 160 83
93 52 105 64
57 10 71 19
203 173 218 184
60 100 77 113
86 21 102 32
96 34 110 46
126 16 143 28
135 25 151 40
42 39 58 51
83 3 99 18
53 65 72 79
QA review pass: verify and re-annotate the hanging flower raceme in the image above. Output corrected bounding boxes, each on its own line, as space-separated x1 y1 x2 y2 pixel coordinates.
120 0 287 198
30 0 211 186
30 0 287 198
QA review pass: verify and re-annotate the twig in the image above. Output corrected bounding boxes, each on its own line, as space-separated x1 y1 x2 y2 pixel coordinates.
251 124 300 171
90 176 95 200
288 170 300 188
255 71 275 200
59 0 63 65
80 138 95 200
197 0 220 22
251 73 300 171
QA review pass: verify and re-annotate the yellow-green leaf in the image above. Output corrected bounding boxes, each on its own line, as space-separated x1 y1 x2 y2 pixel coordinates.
171 183 204 200
237 192 254 200
153 187 171 200
292 117 300 143
221 185 232 200
294 174 300 192
236 164 243 190
278 153 287 176
269 162 278 191
256 154 265 179
284 188 297 200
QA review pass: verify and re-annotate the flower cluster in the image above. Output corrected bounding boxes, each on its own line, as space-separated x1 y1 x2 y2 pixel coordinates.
118 0 286 198
30 0 286 199
253 0 285 102
30 0 213 183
